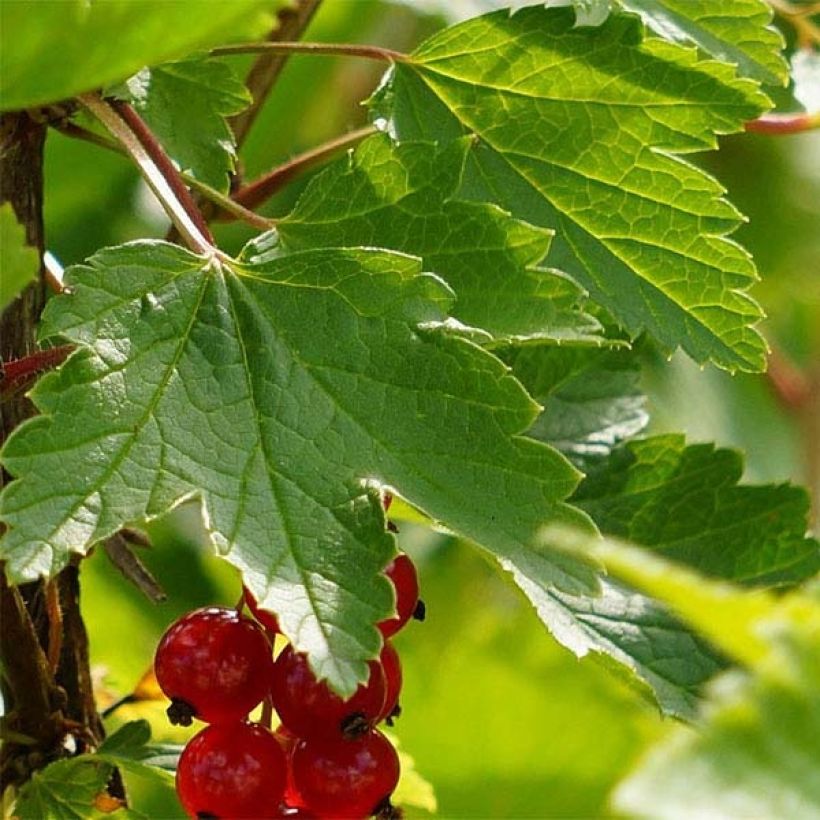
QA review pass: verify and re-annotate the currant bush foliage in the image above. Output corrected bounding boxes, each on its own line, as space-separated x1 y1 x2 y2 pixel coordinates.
0 3 817 806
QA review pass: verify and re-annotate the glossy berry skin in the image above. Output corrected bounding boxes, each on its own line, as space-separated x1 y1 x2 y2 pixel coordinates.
155 607 273 725
378 553 420 638
378 642 402 723
270 645 386 740
243 585 281 635
292 730 400 819
176 722 287 819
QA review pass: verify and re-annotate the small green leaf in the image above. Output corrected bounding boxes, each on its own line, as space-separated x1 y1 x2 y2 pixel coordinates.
277 133 602 345
0 203 39 310
15 757 115 820
0 1 278 111
97 720 181 779
380 6 771 371
574 435 820 586
114 58 251 193
618 0 788 85
503 346 648 469
0 240 594 695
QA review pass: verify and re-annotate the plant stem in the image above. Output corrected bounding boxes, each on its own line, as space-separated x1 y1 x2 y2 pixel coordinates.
233 124 377 212
184 175 275 230
767 0 820 45
78 94 215 254
745 111 820 135
212 41 407 63
50 120 272 232
230 0 325 148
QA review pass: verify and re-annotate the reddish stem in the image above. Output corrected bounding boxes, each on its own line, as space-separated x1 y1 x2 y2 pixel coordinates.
745 111 820 135
1 345 74 397
232 125 376 213
108 100 215 244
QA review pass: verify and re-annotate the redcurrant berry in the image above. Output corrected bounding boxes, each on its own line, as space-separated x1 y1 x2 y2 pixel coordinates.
243 585 281 635
292 730 400 819
270 645 386 740
378 641 402 724
155 607 272 725
378 553 420 638
176 722 286 819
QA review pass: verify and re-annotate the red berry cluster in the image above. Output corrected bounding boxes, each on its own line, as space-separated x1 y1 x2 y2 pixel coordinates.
154 535 422 819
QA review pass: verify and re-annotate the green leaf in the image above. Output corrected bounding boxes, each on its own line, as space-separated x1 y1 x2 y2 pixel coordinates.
0 240 594 694
0 1 277 111
503 346 648 469
97 720 181 780
0 203 39 310
379 6 771 371
114 58 251 193
276 133 602 345
15 757 116 820
504 552 724 719
574 434 820 586
618 0 788 85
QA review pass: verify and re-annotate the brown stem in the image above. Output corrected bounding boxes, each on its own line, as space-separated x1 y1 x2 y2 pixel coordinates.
108 99 215 246
745 111 820 135
230 0 325 148
0 111 106 793
212 41 407 63
233 125 376 212
767 0 820 45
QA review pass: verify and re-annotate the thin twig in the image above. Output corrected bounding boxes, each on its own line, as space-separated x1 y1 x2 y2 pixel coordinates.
50 120 272 232
768 0 820 45
110 100 215 245
212 41 407 63
184 174 275 230
45 580 63 674
745 111 820 135
78 94 214 255
233 124 377 212
104 533 167 604
230 0 325 148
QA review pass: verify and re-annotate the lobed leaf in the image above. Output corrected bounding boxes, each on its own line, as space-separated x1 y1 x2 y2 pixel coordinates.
0 240 594 694
503 345 648 469
113 58 251 193
275 133 602 345
378 6 771 371
618 0 788 86
574 434 820 586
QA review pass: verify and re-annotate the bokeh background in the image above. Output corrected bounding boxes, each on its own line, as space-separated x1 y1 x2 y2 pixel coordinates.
39 1 818 816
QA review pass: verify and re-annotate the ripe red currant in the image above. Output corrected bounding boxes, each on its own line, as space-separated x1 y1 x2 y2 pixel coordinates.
292 730 400 819
378 553 421 638
176 722 287 819
378 641 402 724
270 645 386 740
155 607 273 725
243 585 281 635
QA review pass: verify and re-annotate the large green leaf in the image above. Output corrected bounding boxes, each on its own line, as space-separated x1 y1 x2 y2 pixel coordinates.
113 58 250 193
378 6 771 371
574 434 820 586
97 720 181 780
0 241 594 694
0 1 276 111
0 203 39 310
503 345 648 469
275 133 601 345
618 0 788 85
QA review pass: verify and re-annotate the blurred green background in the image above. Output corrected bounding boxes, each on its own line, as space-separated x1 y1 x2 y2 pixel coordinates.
37 1 817 816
